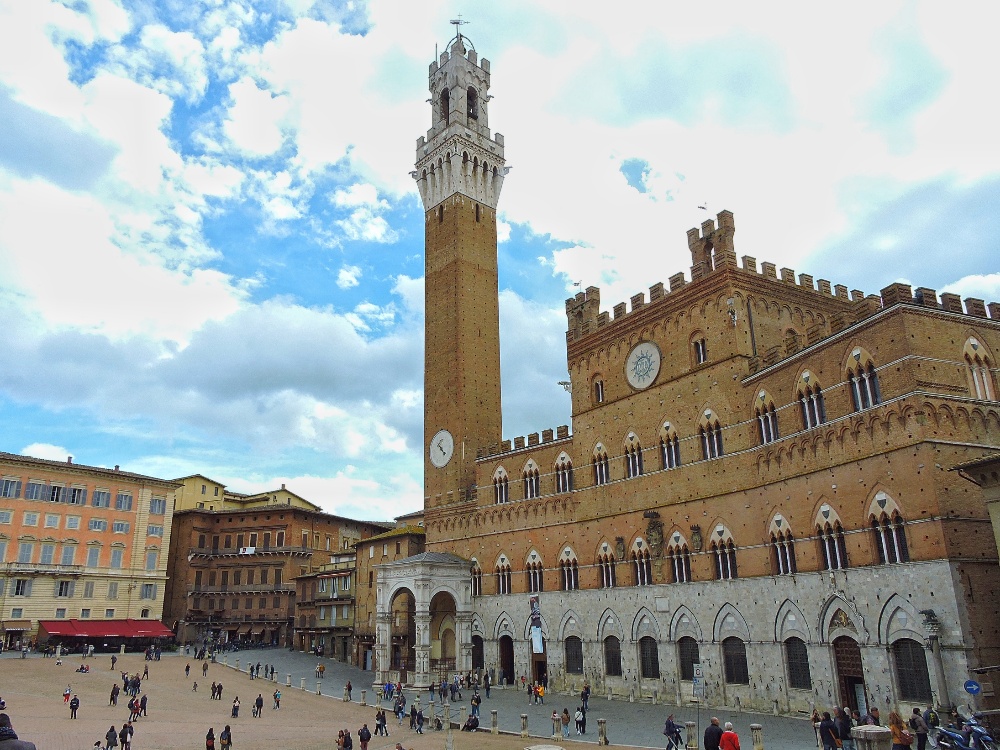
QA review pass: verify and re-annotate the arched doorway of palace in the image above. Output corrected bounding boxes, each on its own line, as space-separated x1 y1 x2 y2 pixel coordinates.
390 587 416 683
834 636 867 713
430 590 457 681
498 635 515 685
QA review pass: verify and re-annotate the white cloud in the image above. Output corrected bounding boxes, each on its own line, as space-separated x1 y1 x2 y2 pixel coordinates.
941 273 1000 304
108 23 209 104
21 443 72 462
337 265 362 289
223 77 292 156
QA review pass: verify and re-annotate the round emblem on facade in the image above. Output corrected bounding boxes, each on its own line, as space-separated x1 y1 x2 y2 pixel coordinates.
625 341 661 390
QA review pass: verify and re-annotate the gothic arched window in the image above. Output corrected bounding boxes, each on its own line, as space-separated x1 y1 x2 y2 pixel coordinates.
467 86 478 120
848 349 882 411
493 467 509 504
555 453 574 493
871 510 909 564
593 446 610 486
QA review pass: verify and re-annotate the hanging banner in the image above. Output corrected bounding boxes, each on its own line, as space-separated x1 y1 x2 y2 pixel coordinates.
529 595 544 654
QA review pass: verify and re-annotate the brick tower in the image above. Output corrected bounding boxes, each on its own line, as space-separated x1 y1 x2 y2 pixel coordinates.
414 30 507 507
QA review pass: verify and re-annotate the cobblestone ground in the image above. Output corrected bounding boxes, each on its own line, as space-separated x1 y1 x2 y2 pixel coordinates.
0 648 820 750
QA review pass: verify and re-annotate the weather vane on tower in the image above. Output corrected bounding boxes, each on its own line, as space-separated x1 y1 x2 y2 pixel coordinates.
450 15 469 44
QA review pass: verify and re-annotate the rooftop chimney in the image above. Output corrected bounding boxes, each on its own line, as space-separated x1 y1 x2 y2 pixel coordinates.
67 456 73 464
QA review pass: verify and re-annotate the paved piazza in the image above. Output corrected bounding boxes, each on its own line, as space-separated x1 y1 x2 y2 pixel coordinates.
0 648 819 749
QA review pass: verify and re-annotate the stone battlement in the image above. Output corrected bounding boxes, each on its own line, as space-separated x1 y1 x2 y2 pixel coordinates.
475 425 572 461
565 210 1000 342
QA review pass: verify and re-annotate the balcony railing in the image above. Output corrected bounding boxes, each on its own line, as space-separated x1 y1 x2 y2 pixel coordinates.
2 562 84 576
188 583 296 595
187 545 311 558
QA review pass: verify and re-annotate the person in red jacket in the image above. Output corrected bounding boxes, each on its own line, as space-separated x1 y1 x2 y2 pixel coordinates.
720 722 741 750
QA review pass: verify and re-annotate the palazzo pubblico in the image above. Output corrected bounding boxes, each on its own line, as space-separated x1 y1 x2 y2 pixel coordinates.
372 31 1000 718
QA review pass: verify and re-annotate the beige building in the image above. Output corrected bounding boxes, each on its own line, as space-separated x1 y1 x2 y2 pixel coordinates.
294 551 356 661
375 30 1000 717
0 452 176 649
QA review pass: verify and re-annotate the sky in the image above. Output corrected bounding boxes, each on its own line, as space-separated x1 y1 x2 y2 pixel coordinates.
1 0 999 522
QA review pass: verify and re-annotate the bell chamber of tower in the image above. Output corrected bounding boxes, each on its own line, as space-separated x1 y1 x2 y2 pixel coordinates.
413 34 508 210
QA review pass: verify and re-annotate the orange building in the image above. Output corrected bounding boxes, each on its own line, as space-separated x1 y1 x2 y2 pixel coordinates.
0 452 176 649
375 31 1000 718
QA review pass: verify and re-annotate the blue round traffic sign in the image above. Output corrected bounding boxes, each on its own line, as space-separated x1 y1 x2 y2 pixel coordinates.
965 679 982 695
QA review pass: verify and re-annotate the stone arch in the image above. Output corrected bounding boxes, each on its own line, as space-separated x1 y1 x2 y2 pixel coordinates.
670 606 703 642
877 594 926 645
494 611 515 639
820 595 868 644
558 609 584 640
521 612 550 640
713 603 751 642
866 488 902 518
470 613 486 639
597 607 624 641
775 599 811 642
631 607 662 641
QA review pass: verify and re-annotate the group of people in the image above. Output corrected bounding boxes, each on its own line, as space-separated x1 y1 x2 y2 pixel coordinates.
816 705 941 750
204 726 232 750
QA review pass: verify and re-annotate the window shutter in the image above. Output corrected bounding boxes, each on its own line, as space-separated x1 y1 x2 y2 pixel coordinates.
24 579 31 596
15 480 21 498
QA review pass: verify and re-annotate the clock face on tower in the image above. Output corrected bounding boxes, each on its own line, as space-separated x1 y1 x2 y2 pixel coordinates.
429 429 455 468
625 341 661 390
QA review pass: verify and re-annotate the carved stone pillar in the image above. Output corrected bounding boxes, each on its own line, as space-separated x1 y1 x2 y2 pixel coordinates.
375 612 392 686
414 613 432 687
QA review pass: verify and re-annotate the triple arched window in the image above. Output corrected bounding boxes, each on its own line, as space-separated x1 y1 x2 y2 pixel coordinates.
624 434 644 478
712 539 738 580
756 394 779 445
522 462 540 500
965 338 996 400
493 468 509 504
771 529 796 575
818 520 849 570
470 563 482 597
560 554 579 591
495 561 511 594
659 423 681 469
798 371 826 429
667 542 691 583
593 446 610 485
848 349 882 411
700 413 724 460
871 511 909 564
555 454 574 493
598 553 617 588
632 547 652 586
526 559 544 593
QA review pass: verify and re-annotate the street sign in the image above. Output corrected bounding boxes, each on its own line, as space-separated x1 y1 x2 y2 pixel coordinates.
965 680 982 695
692 663 705 698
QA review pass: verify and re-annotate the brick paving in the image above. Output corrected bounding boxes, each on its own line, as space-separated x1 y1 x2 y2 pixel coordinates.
0 648 819 749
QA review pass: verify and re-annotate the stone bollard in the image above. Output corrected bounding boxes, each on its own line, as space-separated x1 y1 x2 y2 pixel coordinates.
852 725 892 750
607 687 613 701
552 713 561 738
460 706 467 727
750 723 763 750
598 718 609 746
428 701 435 727
286 674 291 687
316 682 322 695
415 696 421 712
300 677 306 690
491 709 498 735
652 689 658 705
343 686 350 701
685 721 698 750
235 659 240 671
361 690 366 706
444 702 452 730
520 714 528 739
223 656 228 667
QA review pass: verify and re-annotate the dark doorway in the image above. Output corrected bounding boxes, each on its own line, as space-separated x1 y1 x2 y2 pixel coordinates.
834 636 867 714
472 635 484 670
532 642 548 685
499 635 514 685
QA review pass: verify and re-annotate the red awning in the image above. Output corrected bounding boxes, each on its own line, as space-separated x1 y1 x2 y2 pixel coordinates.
38 619 173 639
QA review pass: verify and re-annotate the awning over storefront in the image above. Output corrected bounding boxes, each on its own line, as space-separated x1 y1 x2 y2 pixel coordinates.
38 619 173 639
250 626 264 636
1 619 32 632
237 624 252 635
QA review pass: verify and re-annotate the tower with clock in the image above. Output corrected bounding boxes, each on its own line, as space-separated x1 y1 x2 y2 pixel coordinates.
414 28 508 507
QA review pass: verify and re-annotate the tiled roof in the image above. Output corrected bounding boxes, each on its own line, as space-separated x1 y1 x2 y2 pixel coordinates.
0 451 180 486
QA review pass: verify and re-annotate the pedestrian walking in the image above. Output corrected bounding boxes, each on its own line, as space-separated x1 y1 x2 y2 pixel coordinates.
69 695 80 719
705 717 724 750
359 723 371 750
272 690 281 710
663 714 683 750
219 725 232 750
185 664 191 678
231 697 240 718
819 711 840 750
720 722 740 750
205 728 215 750
105 725 118 750
254 694 263 718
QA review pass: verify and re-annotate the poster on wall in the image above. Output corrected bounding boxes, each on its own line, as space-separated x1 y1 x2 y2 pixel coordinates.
529 595 543 654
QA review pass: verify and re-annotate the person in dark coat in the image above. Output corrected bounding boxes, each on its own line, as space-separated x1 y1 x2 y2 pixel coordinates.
205 728 215 750
704 717 724 750
69 695 80 719
819 712 840 750
105 726 118 749
0 714 37 750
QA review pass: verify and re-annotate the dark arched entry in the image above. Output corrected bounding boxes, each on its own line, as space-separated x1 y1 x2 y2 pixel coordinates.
471 635 484 670
834 636 867 713
498 635 514 685
390 588 416 683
